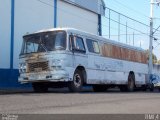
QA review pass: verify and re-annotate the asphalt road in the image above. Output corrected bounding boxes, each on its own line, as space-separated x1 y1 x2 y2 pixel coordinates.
0 88 160 114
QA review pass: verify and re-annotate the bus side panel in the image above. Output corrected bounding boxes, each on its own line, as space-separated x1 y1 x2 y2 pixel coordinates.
86 53 105 83
86 56 147 85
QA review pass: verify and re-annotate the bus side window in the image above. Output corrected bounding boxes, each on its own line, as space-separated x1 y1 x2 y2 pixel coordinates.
86 39 100 54
69 35 86 53
93 41 100 53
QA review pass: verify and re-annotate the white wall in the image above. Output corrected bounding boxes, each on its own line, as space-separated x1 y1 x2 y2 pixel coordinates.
0 0 11 68
13 0 54 68
57 0 98 35
0 0 99 69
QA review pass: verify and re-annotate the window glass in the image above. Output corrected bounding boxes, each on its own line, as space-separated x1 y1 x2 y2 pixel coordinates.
74 37 85 51
86 39 94 52
93 41 100 53
86 39 100 53
21 31 66 55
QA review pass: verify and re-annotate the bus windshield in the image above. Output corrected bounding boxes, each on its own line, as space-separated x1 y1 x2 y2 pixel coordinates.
21 31 66 55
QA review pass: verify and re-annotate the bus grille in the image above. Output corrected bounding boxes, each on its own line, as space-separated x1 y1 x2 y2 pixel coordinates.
28 61 49 72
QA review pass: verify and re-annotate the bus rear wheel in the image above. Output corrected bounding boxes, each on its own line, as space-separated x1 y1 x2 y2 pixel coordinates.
127 73 135 92
68 70 83 92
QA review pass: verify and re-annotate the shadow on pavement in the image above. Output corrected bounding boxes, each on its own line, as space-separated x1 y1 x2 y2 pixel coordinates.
0 86 159 95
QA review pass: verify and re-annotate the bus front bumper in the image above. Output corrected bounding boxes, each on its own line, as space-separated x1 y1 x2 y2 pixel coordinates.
18 70 70 84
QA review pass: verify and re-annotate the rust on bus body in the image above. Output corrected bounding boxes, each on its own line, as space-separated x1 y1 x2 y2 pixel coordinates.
101 43 147 64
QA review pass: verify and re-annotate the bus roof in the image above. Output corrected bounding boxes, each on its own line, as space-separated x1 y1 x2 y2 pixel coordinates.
28 28 146 52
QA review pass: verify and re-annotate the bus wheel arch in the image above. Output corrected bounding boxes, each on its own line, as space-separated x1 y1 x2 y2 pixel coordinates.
68 66 87 92
75 66 87 84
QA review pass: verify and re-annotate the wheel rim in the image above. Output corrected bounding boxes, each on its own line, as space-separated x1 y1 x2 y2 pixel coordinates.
73 74 81 88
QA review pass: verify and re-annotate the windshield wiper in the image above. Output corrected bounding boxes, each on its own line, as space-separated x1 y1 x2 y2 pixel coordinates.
40 43 48 52
39 37 48 52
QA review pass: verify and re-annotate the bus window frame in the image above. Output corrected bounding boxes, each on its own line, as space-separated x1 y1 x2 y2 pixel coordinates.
86 38 100 54
69 35 86 53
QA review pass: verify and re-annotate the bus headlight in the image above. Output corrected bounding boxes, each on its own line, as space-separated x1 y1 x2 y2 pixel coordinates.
51 59 64 70
19 63 27 73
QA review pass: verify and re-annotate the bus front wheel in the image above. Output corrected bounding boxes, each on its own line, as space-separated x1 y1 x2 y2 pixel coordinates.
68 70 83 92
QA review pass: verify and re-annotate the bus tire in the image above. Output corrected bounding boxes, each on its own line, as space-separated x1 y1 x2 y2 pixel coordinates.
127 73 135 92
68 70 83 92
92 85 106 92
32 83 48 93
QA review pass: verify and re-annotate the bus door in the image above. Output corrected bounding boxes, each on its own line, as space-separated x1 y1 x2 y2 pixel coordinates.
69 35 88 69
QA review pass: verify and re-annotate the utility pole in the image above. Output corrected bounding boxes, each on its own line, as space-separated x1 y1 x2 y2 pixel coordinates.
149 0 160 85
148 0 154 83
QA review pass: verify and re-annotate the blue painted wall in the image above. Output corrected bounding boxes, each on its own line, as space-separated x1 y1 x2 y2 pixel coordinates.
54 0 57 28
10 0 14 69
0 69 31 88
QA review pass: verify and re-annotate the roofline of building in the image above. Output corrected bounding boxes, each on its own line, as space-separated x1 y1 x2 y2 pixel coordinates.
60 0 105 15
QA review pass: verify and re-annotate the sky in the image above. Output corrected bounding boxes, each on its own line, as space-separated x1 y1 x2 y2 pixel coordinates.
102 0 160 59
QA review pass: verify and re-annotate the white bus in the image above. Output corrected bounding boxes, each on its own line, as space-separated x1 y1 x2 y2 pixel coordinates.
19 28 148 92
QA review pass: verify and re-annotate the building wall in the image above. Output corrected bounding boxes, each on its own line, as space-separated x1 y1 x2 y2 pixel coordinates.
0 0 54 88
13 0 54 68
0 0 11 68
57 0 98 35
62 0 105 15
13 0 98 68
0 0 100 88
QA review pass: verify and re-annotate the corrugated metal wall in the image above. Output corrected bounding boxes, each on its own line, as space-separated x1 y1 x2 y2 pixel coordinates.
57 0 98 35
